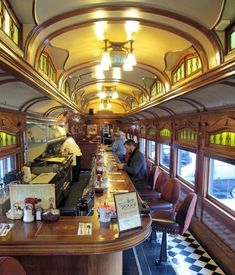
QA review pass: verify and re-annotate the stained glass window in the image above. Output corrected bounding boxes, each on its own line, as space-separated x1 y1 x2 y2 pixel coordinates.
160 128 171 138
209 132 235 147
0 132 16 147
39 52 57 83
177 129 197 142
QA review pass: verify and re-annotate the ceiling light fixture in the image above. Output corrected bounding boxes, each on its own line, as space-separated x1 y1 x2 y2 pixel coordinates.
97 86 118 100
99 99 112 110
100 39 136 71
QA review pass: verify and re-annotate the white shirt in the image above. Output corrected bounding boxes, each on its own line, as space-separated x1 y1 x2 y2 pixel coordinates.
61 137 82 165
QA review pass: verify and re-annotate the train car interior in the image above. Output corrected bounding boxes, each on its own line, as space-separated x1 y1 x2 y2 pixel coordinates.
0 1 234 274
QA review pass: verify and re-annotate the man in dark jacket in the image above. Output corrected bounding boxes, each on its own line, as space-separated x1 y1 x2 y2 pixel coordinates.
117 139 147 191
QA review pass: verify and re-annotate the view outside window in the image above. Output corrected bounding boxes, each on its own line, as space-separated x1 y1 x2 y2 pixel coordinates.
209 158 235 211
177 148 196 184
139 138 146 155
0 155 16 184
159 143 170 169
147 141 155 160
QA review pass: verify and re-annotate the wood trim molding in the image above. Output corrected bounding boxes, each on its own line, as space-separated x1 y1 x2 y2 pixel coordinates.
126 59 235 115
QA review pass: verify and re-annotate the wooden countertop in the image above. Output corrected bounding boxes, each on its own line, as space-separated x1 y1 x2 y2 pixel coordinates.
0 152 152 256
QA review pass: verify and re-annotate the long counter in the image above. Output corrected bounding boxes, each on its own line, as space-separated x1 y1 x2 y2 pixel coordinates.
0 151 152 275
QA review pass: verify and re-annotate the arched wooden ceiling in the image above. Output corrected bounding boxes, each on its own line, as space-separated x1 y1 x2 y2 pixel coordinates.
0 0 234 120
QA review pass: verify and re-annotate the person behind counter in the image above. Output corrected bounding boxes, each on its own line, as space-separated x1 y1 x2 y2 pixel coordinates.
116 139 147 191
112 131 126 162
61 133 82 182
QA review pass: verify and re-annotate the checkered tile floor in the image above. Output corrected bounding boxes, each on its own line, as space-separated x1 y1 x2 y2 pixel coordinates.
167 231 225 275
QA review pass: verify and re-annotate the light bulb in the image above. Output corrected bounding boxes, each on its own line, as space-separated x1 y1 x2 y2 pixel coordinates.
123 62 133 71
127 52 136 66
98 91 106 99
112 91 118 99
100 51 111 70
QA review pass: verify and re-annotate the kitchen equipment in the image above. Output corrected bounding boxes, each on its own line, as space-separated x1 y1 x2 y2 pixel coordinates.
23 204 34 223
3 170 24 184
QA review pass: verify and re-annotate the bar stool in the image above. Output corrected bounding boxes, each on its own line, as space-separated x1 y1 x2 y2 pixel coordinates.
140 170 169 199
151 192 197 265
0 257 26 275
145 178 181 211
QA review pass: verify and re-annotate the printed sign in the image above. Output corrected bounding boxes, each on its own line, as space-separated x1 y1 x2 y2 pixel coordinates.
114 191 142 232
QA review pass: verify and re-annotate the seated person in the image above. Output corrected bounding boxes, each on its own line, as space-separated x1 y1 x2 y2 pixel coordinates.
117 139 147 191
112 131 126 162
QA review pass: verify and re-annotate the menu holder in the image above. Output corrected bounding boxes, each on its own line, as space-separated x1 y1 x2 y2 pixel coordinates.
114 191 142 233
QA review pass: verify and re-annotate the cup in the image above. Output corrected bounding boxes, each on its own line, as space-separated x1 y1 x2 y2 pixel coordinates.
98 208 112 223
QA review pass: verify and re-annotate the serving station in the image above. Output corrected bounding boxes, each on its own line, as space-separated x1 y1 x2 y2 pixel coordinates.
0 148 152 275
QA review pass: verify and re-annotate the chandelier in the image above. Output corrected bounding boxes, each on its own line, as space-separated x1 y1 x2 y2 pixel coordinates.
98 86 118 99
100 39 136 71
100 99 112 109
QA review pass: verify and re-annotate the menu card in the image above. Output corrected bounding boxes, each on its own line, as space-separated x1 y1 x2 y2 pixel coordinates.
114 192 142 232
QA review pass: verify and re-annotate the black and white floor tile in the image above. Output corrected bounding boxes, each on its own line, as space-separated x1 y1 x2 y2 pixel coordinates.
168 231 225 275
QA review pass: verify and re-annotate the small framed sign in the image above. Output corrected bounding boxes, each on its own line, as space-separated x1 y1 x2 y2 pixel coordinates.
114 191 142 232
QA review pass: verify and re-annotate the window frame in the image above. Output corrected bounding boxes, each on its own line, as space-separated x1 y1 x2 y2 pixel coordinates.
139 138 146 156
176 146 197 187
226 22 235 53
0 154 16 184
205 154 235 216
158 142 171 171
147 139 156 162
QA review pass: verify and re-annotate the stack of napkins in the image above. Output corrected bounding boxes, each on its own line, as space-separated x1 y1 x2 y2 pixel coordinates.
0 223 14 236
77 223 92 236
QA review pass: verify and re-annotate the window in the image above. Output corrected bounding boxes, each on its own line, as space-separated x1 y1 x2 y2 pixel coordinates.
0 155 16 184
150 80 164 98
62 81 70 97
208 158 235 211
177 148 196 184
139 138 146 155
0 0 20 46
227 23 235 52
172 54 202 84
39 52 57 83
159 143 170 169
147 140 155 160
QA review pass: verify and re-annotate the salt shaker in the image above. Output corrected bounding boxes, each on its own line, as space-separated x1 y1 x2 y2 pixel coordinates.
36 208 42 221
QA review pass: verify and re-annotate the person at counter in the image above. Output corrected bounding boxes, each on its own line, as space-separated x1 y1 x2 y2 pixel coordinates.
116 139 147 191
61 132 82 182
112 131 126 162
